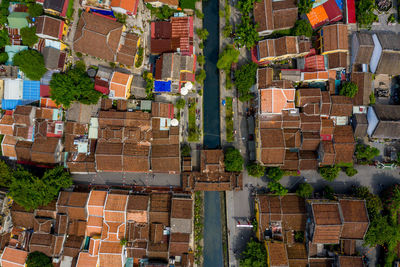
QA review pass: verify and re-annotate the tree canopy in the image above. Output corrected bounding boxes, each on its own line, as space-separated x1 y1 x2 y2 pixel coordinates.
319 165 340 181
13 49 47 80
26 251 52 267
340 82 358 98
291 20 313 37
297 0 313 14
364 215 400 251
175 98 186 109
235 16 259 48
0 29 9 48
50 65 102 107
195 69 206 85
224 147 244 172
352 185 382 220
21 26 38 47
267 167 284 181
217 45 240 70
356 0 377 27
0 52 8 64
235 62 257 102
355 144 379 161
296 183 314 198
268 181 288 196
8 166 72 211
240 239 267 267
345 167 358 177
0 160 12 187
28 3 43 17
246 163 265 178
196 28 209 41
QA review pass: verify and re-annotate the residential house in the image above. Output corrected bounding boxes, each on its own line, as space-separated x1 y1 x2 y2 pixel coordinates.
154 53 195 93
367 104 400 139
144 0 178 8
336 256 364 267
200 149 225 174
42 47 66 70
7 12 28 29
370 33 400 75
339 199 369 240
330 95 353 125
257 36 311 62
327 52 347 69
0 247 28 267
1 135 17 158
253 0 298 35
109 71 133 99
0 112 14 136
266 242 289 267
35 15 65 41
351 32 374 67
333 125 355 164
73 12 123 62
352 113 368 138
319 24 348 55
116 33 139 66
43 0 68 17
351 72 372 112
94 65 113 95
307 0 342 29
110 0 139 16
259 81 295 114
309 202 343 244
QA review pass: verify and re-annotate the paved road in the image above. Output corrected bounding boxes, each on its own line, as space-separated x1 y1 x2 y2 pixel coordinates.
72 172 181 187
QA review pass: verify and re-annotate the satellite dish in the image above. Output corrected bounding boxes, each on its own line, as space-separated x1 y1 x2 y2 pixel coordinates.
171 119 179 126
181 87 188 95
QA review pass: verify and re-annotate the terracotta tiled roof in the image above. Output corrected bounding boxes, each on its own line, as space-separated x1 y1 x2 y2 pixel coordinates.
301 132 320 151
144 0 178 7
254 0 297 33
88 190 107 216
312 203 342 225
339 199 369 239
76 252 98 267
257 68 273 89
267 242 289 266
330 95 353 116
351 72 373 106
35 15 63 40
0 114 14 135
320 140 335 165
338 256 363 267
2 135 17 158
260 88 295 114
171 198 192 219
1 247 28 266
283 150 299 171
322 23 348 53
73 12 123 62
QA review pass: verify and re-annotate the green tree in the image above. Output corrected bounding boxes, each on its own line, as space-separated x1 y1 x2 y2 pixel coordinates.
369 92 376 104
352 185 382 220
384 184 400 221
197 54 205 66
355 144 379 161
224 147 244 172
0 52 8 63
319 165 340 181
13 49 47 80
339 82 358 98
222 25 233 38
181 144 191 157
297 0 313 14
175 98 185 109
0 28 10 48
0 160 12 187
356 0 377 27
217 45 240 70
268 181 288 196
296 183 314 198
345 167 358 177
365 215 400 251
9 166 72 211
195 69 206 85
195 9 204 18
246 163 266 178
143 71 154 100
196 28 209 41
50 65 101 107
291 20 313 37
235 62 257 102
323 185 335 200
240 239 267 267
115 12 127 24
235 16 259 48
21 26 38 47
28 3 43 17
26 251 52 267
267 167 284 181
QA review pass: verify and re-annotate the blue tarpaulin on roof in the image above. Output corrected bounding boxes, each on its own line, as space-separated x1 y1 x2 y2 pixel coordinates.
2 99 32 110
90 9 115 17
335 0 343 10
154 80 172 92
23 80 40 100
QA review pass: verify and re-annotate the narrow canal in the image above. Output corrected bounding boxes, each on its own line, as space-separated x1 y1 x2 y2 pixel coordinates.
202 0 224 265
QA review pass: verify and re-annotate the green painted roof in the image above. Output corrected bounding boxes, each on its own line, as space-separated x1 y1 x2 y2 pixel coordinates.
7 12 28 29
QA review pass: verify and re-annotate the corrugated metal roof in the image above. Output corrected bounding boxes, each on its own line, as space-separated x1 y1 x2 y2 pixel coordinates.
23 80 41 100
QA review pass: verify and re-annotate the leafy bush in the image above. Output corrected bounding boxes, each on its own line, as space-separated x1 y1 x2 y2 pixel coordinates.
181 144 191 157
135 46 144 68
388 13 396 23
268 181 288 196
292 20 313 37
319 165 340 181
195 69 206 85
345 167 358 177
296 183 314 198
240 239 267 267
224 147 244 172
339 82 358 98
355 144 379 161
297 0 313 14
27 251 52 267
195 9 204 18
175 98 186 109
246 163 266 178
115 12 127 24
197 54 205 66
222 25 233 38
235 62 257 102
146 4 176 20
143 71 154 100
21 26 38 47
369 92 376 105
13 49 47 80
217 45 240 70
294 231 304 243
267 167 284 181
